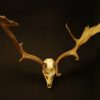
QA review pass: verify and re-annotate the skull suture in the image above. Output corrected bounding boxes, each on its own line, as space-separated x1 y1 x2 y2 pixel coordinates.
42 58 56 88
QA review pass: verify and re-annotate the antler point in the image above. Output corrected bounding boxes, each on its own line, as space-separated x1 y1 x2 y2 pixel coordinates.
19 57 24 62
56 73 61 77
20 42 23 46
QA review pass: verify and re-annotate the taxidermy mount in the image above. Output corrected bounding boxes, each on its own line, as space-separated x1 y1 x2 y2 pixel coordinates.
0 15 100 88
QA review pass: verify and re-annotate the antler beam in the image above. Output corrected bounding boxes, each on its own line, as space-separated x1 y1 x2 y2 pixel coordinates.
0 15 44 65
55 23 100 76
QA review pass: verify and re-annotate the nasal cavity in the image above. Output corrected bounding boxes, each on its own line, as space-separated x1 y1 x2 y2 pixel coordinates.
47 84 52 88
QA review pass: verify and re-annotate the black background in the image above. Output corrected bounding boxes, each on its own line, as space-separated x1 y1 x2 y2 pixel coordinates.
0 0 100 100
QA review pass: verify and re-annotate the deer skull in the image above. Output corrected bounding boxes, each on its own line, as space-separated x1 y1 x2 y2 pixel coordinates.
1 16 100 88
42 58 56 88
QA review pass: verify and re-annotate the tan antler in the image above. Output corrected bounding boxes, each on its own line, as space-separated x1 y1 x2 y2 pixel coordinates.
55 23 100 76
0 15 44 66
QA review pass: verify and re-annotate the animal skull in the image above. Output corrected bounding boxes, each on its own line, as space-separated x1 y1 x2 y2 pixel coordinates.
42 58 56 88
1 16 100 88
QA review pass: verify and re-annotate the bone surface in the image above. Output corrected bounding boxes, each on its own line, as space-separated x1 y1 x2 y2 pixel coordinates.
43 58 56 88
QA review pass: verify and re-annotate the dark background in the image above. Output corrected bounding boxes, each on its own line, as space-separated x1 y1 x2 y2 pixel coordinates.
0 0 100 100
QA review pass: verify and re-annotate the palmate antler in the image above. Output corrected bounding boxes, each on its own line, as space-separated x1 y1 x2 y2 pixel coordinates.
0 16 44 67
0 15 100 88
55 23 100 76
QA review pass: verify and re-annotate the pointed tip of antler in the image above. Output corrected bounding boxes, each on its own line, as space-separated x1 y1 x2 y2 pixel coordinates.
0 15 19 27
56 73 62 77
74 52 79 61
65 23 78 42
20 42 23 46
19 57 24 62
0 15 6 21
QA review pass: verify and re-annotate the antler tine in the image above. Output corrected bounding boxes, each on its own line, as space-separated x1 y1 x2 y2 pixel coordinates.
0 15 19 27
65 23 77 42
55 23 100 76
0 15 44 67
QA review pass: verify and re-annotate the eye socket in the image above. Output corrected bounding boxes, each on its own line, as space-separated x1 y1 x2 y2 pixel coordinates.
46 76 48 79
44 63 47 68
52 76 54 79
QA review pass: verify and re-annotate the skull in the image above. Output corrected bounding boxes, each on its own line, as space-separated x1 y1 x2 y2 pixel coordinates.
42 58 56 88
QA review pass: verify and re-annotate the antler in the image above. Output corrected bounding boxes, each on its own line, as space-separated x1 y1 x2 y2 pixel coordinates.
55 23 100 76
0 16 44 67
